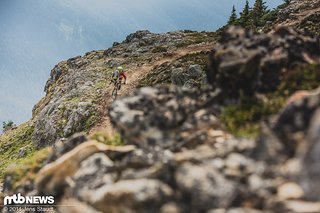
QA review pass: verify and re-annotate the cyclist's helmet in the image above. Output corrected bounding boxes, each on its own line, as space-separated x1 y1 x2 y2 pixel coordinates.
117 66 124 73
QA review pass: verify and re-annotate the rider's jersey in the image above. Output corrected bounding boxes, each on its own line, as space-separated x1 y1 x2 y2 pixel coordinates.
112 70 120 80
112 69 126 82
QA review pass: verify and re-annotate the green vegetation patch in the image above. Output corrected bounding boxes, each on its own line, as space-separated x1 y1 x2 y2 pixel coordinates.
91 132 124 146
0 121 38 179
221 97 285 138
277 64 320 95
5 147 52 190
220 64 320 138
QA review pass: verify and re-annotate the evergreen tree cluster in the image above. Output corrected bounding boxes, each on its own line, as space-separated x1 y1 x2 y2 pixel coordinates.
284 0 291 5
2 120 15 133
227 0 271 29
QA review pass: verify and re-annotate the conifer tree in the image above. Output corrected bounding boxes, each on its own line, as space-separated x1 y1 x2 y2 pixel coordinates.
228 5 238 25
239 0 251 28
284 0 291 5
252 0 268 27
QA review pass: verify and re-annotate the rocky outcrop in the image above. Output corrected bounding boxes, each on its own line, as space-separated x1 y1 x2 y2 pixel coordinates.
32 53 104 147
138 51 209 89
206 26 320 99
171 64 205 88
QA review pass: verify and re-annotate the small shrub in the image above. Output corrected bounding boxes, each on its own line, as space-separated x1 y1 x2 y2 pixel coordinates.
221 97 284 137
152 46 167 53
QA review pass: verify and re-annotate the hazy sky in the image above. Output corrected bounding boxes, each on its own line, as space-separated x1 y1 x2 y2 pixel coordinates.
0 0 283 125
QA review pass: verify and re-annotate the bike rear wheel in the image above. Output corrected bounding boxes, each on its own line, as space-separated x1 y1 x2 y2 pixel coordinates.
111 85 118 99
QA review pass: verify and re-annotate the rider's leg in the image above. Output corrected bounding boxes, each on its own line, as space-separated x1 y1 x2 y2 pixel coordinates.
118 77 123 90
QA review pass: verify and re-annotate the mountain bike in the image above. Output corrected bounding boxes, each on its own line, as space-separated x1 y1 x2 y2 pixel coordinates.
111 79 122 100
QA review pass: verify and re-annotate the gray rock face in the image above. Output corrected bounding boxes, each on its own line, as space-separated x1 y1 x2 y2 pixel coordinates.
32 51 105 147
44 65 63 92
183 79 198 89
125 30 152 43
171 65 204 88
188 64 203 78
33 98 96 147
171 68 188 86
74 153 115 201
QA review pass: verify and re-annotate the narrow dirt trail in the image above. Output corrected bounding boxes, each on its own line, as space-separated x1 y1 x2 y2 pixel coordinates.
89 42 215 137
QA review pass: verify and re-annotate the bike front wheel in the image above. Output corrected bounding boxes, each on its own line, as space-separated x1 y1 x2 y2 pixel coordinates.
111 86 118 100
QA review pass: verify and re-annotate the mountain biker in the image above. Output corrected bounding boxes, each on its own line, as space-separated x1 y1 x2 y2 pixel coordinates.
111 66 126 90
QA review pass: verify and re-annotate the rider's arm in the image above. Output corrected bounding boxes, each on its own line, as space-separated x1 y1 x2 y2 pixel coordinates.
121 72 127 83
110 72 115 83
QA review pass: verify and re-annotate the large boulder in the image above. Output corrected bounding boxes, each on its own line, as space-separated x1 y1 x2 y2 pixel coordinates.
300 109 320 200
88 179 173 213
206 26 320 99
272 88 320 156
175 162 237 210
109 85 223 150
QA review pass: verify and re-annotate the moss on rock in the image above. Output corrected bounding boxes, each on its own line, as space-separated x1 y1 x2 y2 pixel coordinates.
90 132 124 146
